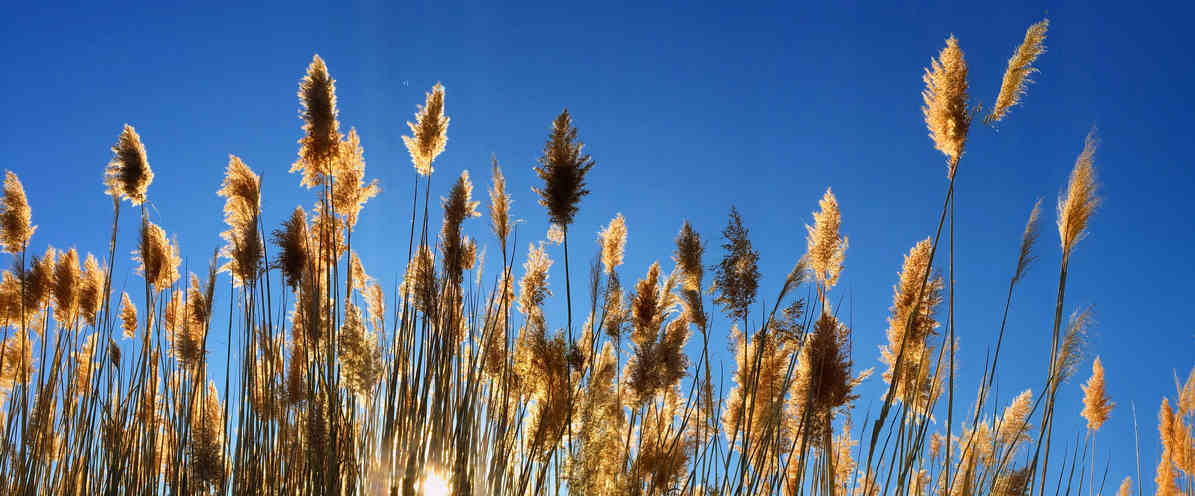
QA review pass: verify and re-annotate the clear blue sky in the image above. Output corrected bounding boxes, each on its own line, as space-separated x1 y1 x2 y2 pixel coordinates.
5 1 1193 489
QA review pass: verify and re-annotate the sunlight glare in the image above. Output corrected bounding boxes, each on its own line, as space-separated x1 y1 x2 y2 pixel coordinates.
420 468 451 496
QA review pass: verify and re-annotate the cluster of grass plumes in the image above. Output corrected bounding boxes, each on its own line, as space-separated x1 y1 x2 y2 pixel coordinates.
1 20 1192 496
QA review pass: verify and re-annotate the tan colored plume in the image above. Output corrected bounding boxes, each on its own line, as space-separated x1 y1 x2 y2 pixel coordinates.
402 83 449 176
988 20 1048 123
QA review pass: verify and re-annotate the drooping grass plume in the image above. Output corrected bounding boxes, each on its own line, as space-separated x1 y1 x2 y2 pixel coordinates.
217 155 263 287
1054 307 1091 386
135 219 181 290
1 171 35 254
805 187 847 290
711 206 759 323
1080 356 1114 432
598 213 627 275
997 389 1034 447
1058 130 1100 257
922 35 971 170
533 109 595 228
1013 198 1043 284
987 20 1049 124
104 124 154 205
402 82 449 176
294 54 341 187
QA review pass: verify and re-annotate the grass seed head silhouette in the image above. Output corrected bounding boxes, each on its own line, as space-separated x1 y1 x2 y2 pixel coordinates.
533 109 594 228
104 124 153 205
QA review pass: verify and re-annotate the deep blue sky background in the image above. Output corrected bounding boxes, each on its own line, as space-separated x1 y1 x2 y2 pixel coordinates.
5 1 1194 490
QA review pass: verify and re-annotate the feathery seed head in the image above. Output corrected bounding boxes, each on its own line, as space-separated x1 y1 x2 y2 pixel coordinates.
104 125 154 205
489 156 513 245
533 109 595 227
23 246 55 310
1014 199 1043 283
294 54 340 187
1081 356 1114 431
805 188 847 289
517 242 553 317
402 83 449 176
217 155 263 287
53 248 81 327
674 221 703 291
988 20 1048 123
1058 130 1100 257
401 245 438 314
711 206 760 323
922 36 971 170
598 213 627 275
271 206 309 289
1 171 35 253
79 254 104 326
119 292 137 340
441 170 481 284
338 304 383 400
135 220 180 291
333 128 381 228
998 389 1034 446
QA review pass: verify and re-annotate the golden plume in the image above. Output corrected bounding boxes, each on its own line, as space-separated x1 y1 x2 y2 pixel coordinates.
188 380 226 488
24 245 55 310
104 124 154 205
293 54 340 187
1058 130 1100 257
880 238 944 410
338 304 383 400
402 83 449 176
73 332 97 397
1116 477 1131 496
488 156 513 246
533 109 595 227
333 128 381 228
922 36 971 170
514 243 551 319
441 170 481 284
400 245 438 315
79 254 104 327
598 213 627 275
1080 356 1114 432
118 292 137 340
1 171 35 254
988 20 1048 123
997 389 1033 447
135 220 180 290
805 187 847 289
711 206 759 323
53 247 81 327
217 155 262 287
